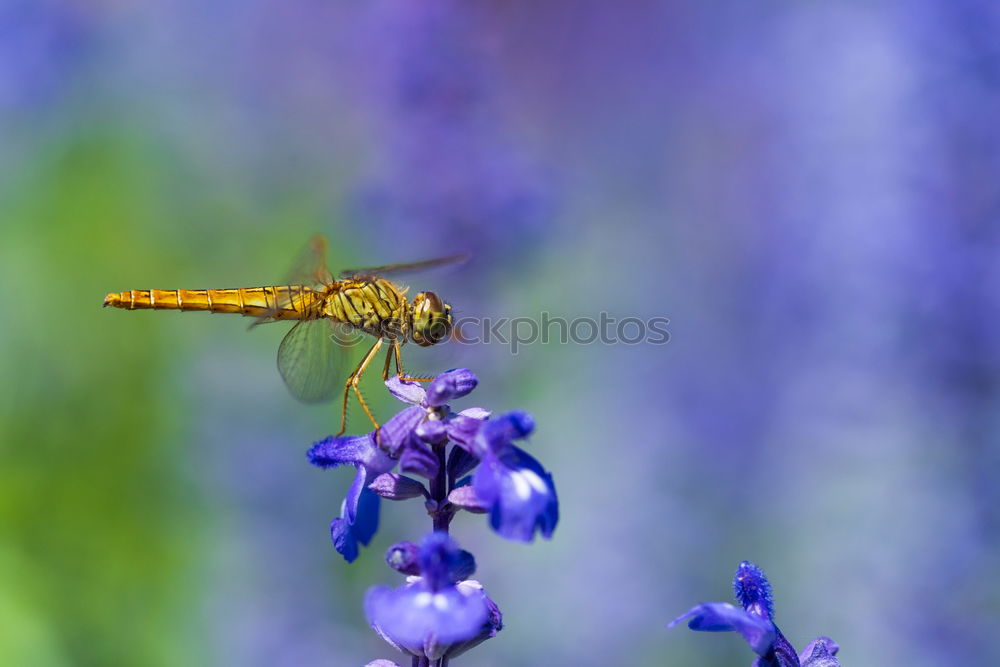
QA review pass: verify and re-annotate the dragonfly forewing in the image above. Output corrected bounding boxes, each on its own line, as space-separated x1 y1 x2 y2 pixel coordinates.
338 253 470 281
251 235 335 327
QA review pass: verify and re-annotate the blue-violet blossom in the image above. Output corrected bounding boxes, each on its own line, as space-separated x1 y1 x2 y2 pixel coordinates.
466 411 558 542
308 431 394 562
310 368 558 557
365 532 502 662
670 561 841 667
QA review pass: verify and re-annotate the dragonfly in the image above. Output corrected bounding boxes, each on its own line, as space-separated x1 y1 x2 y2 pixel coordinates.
104 236 462 436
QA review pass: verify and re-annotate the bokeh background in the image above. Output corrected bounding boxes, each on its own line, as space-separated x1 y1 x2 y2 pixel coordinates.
3 1 999 665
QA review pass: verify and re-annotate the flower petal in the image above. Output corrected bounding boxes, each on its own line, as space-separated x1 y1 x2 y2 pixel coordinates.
425 368 478 406
669 602 776 657
415 419 448 444
476 410 535 455
344 466 368 524
365 661 401 667
443 580 503 660
307 433 376 469
385 375 427 405
473 445 558 542
400 441 440 479
380 406 426 457
364 582 489 651
446 446 479 481
418 532 459 590
369 473 428 500
352 487 381 547
330 518 359 563
445 413 486 453
799 637 841 667
449 549 477 582
768 629 802 667
447 485 488 514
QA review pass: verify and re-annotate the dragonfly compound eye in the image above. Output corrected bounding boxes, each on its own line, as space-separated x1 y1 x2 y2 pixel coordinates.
412 291 452 347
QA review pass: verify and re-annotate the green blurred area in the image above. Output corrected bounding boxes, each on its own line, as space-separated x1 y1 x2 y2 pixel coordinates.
0 127 370 665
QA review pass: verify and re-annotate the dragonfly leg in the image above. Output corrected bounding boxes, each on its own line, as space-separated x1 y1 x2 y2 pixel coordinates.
381 342 395 382
351 338 384 433
392 339 435 382
336 337 384 437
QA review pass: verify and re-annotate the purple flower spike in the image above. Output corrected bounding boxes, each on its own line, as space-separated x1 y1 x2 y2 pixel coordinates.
670 563 841 667
365 533 501 661
471 412 558 542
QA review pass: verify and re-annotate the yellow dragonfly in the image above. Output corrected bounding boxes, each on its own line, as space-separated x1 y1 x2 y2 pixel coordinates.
104 236 462 435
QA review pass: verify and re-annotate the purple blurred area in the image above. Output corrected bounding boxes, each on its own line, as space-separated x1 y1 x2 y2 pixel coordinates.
5 1 1000 665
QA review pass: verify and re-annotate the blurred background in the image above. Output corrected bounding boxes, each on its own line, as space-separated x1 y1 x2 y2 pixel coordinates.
2 1 999 665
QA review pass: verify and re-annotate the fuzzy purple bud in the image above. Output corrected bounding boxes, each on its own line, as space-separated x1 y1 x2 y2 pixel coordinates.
735 560 774 620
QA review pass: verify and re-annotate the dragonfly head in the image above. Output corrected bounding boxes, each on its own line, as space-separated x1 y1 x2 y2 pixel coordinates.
410 291 453 347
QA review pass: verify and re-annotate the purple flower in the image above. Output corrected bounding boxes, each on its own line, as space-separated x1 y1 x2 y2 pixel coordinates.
381 369 488 479
385 540 476 581
469 411 558 543
365 532 502 661
329 487 380 564
670 561 841 667
307 432 395 561
306 369 501 560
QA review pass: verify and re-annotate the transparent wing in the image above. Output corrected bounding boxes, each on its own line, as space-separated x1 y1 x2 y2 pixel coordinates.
276 318 347 403
252 235 334 327
339 253 470 280
286 234 335 286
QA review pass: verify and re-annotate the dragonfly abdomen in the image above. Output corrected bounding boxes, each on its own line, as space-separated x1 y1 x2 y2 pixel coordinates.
103 286 320 320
